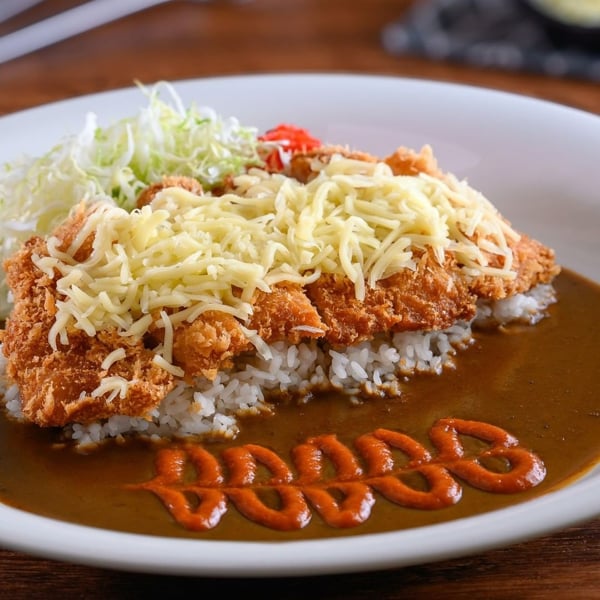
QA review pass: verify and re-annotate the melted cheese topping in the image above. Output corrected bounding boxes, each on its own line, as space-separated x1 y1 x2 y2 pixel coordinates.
34 155 519 372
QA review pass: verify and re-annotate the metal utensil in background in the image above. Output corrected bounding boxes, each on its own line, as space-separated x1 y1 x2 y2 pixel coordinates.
0 0 45 23
0 0 176 64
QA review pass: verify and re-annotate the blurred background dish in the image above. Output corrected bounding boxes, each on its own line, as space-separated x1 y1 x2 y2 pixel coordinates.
383 0 600 81
519 0 600 50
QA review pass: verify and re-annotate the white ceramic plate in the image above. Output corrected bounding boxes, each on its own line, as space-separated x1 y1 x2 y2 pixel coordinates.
0 74 598 577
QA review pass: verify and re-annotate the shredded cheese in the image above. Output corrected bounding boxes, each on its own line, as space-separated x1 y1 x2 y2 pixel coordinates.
90 376 129 403
35 154 519 376
100 348 127 371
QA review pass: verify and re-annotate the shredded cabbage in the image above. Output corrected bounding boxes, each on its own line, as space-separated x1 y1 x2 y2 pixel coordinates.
0 81 265 319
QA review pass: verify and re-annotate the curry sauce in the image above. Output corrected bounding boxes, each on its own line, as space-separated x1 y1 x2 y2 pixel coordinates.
0 268 598 541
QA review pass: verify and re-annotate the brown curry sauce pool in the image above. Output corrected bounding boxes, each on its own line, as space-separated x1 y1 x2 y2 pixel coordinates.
0 269 598 541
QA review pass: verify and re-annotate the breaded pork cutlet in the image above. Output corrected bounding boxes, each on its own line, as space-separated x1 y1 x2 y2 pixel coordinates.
288 144 442 183
146 284 328 382
468 234 559 301
2 235 174 427
288 144 559 302
2 210 329 425
136 175 204 209
1 143 560 430
306 250 476 347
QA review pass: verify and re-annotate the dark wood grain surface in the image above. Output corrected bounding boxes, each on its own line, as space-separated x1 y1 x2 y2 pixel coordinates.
0 1 599 598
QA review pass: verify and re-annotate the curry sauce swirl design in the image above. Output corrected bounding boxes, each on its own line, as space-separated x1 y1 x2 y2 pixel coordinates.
128 418 546 531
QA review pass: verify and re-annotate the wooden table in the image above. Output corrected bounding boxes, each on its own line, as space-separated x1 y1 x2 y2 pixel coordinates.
0 1 598 597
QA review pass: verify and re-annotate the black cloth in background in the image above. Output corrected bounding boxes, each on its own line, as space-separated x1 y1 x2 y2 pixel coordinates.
382 0 600 82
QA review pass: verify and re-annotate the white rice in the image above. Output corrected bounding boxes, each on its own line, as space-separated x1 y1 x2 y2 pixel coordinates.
0 284 556 448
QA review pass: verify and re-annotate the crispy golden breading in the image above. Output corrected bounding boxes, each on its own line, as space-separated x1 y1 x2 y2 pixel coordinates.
171 311 251 382
14 331 174 427
288 145 377 183
52 203 96 262
248 283 327 345
136 175 203 208
468 233 560 300
0 145 560 429
164 283 328 381
306 251 477 347
288 144 441 183
383 145 442 178
288 145 558 302
3 237 56 368
2 238 174 427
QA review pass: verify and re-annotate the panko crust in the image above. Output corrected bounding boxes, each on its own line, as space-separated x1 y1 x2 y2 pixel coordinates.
306 250 477 347
171 311 252 382
1 143 561 429
2 232 174 428
136 175 203 208
467 232 560 300
383 144 443 178
14 331 174 427
287 145 378 183
287 144 442 183
248 283 327 345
